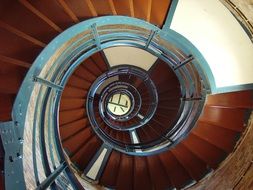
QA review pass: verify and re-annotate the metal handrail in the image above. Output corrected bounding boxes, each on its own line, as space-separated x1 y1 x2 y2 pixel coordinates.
221 0 253 42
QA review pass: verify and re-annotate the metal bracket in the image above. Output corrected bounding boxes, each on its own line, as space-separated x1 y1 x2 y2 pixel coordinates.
0 121 26 190
174 55 194 70
91 23 101 50
36 162 67 190
145 30 158 49
182 97 202 101
33 76 63 91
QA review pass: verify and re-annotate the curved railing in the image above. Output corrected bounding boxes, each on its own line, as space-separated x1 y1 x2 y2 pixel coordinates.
5 16 211 189
221 0 253 41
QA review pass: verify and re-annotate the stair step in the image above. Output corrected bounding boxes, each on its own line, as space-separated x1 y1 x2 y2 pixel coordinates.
63 127 93 154
149 60 177 85
116 154 133 190
147 155 173 190
133 156 152 190
100 150 121 188
182 134 227 169
91 52 109 72
206 90 253 108
60 98 85 111
83 58 103 76
67 74 91 89
199 106 246 132
72 136 102 170
62 86 87 98
75 64 97 82
159 151 193 189
172 143 211 181
59 108 86 125
192 122 239 153
60 118 89 140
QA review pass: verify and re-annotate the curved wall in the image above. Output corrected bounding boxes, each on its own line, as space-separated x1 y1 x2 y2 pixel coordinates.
170 0 253 92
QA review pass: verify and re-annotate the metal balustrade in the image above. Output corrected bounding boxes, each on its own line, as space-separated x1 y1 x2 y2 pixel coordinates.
1 16 211 189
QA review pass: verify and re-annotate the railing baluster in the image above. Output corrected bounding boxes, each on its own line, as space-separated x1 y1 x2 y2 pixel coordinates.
145 30 158 49
36 162 67 190
174 55 194 70
33 76 63 91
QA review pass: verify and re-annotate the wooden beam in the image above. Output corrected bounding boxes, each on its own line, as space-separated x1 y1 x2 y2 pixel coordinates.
146 0 152 22
57 0 79 23
18 0 62 32
0 55 31 68
108 0 117 15
0 21 46 47
128 0 134 17
85 0 98 17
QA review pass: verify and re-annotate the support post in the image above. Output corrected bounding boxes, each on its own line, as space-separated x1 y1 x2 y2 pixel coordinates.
91 23 101 50
174 55 194 70
33 76 63 91
36 162 67 190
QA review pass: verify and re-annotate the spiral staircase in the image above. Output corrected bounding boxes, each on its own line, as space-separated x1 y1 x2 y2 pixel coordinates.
0 0 253 190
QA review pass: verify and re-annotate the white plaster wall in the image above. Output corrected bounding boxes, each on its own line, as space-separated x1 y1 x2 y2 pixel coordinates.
171 0 253 88
104 46 157 71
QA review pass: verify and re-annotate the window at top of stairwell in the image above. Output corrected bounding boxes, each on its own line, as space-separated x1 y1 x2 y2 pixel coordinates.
107 92 132 116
